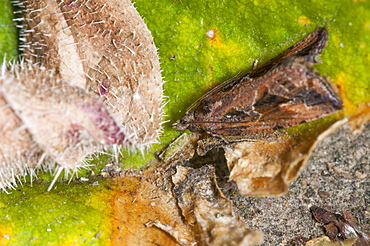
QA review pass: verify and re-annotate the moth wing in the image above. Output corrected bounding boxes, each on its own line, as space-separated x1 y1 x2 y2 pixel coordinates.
183 27 328 115
208 57 342 135
249 27 328 78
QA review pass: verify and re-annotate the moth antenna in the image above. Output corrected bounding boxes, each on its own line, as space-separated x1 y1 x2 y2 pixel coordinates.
47 166 64 191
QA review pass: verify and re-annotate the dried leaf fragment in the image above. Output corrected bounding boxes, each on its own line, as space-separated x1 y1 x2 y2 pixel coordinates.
223 119 347 196
172 165 263 246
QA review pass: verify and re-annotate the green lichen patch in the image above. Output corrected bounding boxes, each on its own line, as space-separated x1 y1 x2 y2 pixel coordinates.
0 181 112 245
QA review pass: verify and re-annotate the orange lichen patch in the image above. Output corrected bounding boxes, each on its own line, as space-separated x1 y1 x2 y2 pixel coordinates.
298 16 310 25
109 176 183 246
206 28 223 47
348 102 370 134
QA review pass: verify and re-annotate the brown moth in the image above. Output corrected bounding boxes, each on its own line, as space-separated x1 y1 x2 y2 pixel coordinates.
175 28 342 136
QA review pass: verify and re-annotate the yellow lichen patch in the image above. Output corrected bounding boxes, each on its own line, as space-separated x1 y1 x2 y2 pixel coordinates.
298 16 310 25
0 226 13 245
332 72 358 116
205 27 240 54
206 28 222 47
203 27 242 67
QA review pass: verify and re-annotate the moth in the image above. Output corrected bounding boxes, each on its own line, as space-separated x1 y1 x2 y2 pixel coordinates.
175 28 342 136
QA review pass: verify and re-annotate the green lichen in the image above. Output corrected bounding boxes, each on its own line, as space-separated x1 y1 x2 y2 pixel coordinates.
0 181 112 245
0 0 17 61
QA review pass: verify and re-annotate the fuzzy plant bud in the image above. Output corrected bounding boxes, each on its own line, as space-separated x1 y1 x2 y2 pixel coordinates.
18 0 164 147
0 0 164 190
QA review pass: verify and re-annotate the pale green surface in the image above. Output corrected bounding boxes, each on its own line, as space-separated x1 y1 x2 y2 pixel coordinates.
0 181 112 245
0 0 17 61
0 0 369 244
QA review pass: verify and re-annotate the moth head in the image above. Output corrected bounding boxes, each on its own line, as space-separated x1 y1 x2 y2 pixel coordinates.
174 116 201 132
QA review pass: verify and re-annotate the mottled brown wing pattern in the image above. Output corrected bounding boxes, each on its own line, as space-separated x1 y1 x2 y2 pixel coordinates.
175 27 342 136
249 27 328 77
192 57 341 135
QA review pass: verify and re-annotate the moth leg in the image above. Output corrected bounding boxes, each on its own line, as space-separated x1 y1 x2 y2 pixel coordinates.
197 137 229 156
